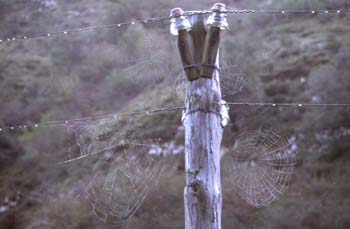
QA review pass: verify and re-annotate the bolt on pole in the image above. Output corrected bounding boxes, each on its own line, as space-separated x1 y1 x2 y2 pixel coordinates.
170 3 229 229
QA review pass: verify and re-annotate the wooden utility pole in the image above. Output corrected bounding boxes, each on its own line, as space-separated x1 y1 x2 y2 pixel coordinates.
170 4 228 229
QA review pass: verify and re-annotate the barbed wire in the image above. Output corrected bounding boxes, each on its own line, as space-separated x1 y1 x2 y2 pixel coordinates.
58 142 157 165
0 106 184 132
0 11 208 44
1 102 349 133
0 15 172 44
226 102 350 107
1 8 349 45
226 9 350 14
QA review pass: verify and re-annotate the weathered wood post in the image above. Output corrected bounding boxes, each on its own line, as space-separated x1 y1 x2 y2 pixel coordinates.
170 3 229 229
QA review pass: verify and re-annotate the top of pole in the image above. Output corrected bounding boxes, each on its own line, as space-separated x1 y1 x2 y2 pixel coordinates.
170 7 186 17
169 7 192 35
170 3 229 80
206 3 228 30
211 3 227 13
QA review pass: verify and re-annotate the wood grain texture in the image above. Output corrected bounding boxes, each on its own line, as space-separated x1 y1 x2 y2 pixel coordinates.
184 14 223 229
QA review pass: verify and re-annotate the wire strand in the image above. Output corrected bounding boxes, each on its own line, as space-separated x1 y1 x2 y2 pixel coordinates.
0 15 172 44
1 102 350 132
226 9 350 14
0 106 184 132
1 9 349 44
226 102 350 107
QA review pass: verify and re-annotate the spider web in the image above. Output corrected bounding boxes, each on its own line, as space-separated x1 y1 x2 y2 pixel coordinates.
227 127 297 208
60 117 165 226
62 117 154 164
173 65 245 103
81 146 163 226
220 65 245 99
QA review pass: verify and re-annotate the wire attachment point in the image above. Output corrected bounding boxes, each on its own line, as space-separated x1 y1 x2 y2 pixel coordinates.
220 100 230 127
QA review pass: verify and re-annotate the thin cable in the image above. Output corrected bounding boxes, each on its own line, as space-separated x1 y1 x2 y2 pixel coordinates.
58 142 157 165
0 106 184 132
1 102 350 132
0 15 172 44
226 9 350 14
226 102 350 107
1 9 349 44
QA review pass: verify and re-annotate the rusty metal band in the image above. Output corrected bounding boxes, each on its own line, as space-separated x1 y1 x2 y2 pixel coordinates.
185 108 221 117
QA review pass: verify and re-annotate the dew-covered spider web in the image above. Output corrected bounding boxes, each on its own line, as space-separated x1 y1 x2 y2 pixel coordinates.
79 146 163 226
227 127 297 208
173 64 245 103
62 116 160 164
60 117 167 226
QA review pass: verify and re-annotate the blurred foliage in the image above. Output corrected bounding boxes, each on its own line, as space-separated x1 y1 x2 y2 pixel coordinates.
1 0 350 228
